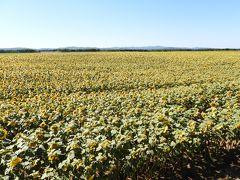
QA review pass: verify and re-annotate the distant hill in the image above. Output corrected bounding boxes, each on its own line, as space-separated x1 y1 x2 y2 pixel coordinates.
101 46 184 51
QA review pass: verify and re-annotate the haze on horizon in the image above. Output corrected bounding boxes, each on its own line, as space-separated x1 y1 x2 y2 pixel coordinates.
1 0 240 49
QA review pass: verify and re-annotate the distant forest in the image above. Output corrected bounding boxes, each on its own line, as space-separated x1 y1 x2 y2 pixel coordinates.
0 48 240 53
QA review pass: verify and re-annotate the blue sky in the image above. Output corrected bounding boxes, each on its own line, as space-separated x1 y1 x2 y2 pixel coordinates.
1 0 240 48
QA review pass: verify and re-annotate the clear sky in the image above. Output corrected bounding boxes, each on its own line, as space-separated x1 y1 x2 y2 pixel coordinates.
1 0 240 48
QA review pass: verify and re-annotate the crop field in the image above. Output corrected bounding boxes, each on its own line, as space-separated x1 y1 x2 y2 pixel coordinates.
0 51 240 179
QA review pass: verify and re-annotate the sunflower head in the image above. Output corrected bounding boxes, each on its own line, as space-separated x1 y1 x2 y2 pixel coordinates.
39 121 47 128
9 157 22 168
28 141 37 148
49 143 59 150
0 128 7 140
235 122 240 129
48 154 59 161
50 124 60 133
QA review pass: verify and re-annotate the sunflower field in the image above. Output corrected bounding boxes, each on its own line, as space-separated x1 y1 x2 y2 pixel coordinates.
0 51 240 179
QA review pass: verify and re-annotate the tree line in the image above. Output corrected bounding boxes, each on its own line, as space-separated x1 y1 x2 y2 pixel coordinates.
0 48 240 53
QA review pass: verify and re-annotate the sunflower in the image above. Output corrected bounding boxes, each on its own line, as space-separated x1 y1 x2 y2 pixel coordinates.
28 141 37 148
0 128 7 140
64 127 73 134
48 154 59 161
69 142 80 150
7 121 17 127
100 140 111 149
9 157 22 168
188 120 196 132
49 143 59 150
50 124 60 133
235 122 240 129
39 121 47 128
